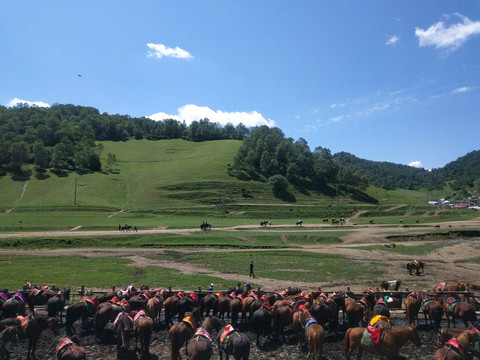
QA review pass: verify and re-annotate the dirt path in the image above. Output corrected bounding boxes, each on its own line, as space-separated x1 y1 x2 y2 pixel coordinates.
1 216 479 292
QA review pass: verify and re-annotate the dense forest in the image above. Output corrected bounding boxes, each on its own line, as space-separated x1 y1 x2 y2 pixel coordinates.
0 103 478 196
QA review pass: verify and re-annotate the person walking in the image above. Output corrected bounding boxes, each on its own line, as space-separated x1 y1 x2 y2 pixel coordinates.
249 260 255 278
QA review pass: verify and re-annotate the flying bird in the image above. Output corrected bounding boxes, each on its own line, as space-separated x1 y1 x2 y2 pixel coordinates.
77 74 82 77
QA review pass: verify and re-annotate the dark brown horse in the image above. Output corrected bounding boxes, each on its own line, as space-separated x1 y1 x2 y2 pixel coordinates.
273 304 293 341
443 299 477 328
56 336 86 360
187 316 214 360
434 329 480 360
65 297 98 336
422 296 444 330
169 306 202 360
1 294 26 319
164 293 182 327
134 310 153 359
406 260 424 275
17 315 59 360
94 302 125 341
404 292 422 325
251 303 273 347
344 323 421 359
47 291 69 322
26 288 70 312
215 295 231 319
217 324 250 360
146 294 163 326
199 293 217 317
346 291 375 328
0 326 18 360
113 311 134 352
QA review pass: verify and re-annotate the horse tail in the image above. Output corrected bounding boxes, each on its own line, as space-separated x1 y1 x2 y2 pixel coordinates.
344 328 352 358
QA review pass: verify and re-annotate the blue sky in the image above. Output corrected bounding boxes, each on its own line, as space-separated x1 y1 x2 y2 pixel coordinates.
1 1 479 170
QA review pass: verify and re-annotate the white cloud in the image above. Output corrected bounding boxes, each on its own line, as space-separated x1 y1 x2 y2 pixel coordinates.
7 98 50 108
386 35 400 46
330 103 346 109
148 104 275 127
146 43 193 59
415 13 480 51
408 161 423 168
451 86 474 94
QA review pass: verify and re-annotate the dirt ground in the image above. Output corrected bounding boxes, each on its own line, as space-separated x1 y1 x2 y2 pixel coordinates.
1 215 479 359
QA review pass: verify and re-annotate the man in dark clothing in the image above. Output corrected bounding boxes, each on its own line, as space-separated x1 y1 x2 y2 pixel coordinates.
249 261 255 278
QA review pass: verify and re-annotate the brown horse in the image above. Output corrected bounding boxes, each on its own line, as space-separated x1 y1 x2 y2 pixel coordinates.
164 293 182 327
422 296 444 330
345 292 375 328
146 295 163 326
295 306 324 360
114 311 134 352
134 311 153 359
406 260 424 275
230 297 243 327
404 292 422 325
216 295 231 319
251 303 273 347
26 288 70 312
65 297 98 336
169 306 202 360
0 326 18 359
444 300 477 328
56 337 86 360
344 323 421 359
241 295 256 324
434 329 480 360
187 316 214 360
94 302 124 341
18 315 59 360
199 293 217 317
273 304 293 341
433 282 466 294
1 295 26 319
217 324 250 360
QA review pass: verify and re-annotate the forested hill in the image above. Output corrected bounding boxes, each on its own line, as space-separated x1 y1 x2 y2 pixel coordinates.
333 151 480 194
0 103 478 196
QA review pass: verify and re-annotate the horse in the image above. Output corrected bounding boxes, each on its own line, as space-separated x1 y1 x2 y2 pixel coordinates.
372 299 390 319
434 329 480 360
65 297 98 336
216 295 231 319
444 299 477 328
200 223 212 231
241 295 257 324
259 220 270 227
146 294 163 326
17 315 59 360
296 220 303 226
433 282 466 294
294 306 324 359
344 323 421 360
273 304 293 341
134 310 153 359
406 260 424 275
47 292 68 322
309 299 334 332
380 280 402 291
164 293 182 327
56 337 86 360
422 296 444 330
169 306 202 360
1 295 26 319
251 303 273 346
0 326 18 360
26 288 70 313
405 292 422 325
187 316 214 360
178 293 199 322
229 297 243 327
94 301 126 341
114 311 134 352
346 291 375 328
217 324 250 360
199 293 217 317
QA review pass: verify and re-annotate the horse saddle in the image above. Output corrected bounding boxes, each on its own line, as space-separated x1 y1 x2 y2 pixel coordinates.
182 315 196 336
17 314 32 330
56 337 76 357
364 326 384 346
193 328 212 343
220 324 236 347
445 338 466 359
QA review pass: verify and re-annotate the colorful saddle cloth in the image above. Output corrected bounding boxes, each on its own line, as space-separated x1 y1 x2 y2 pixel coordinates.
113 312 133 328
13 292 26 304
16 314 32 330
182 315 196 337
445 338 466 359
56 337 76 359
133 310 147 326
193 328 212 343
370 315 390 327
445 297 459 313
363 326 384 346
220 324 236 349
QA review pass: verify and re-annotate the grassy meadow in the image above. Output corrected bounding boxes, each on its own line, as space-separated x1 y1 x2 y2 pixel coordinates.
0 139 479 291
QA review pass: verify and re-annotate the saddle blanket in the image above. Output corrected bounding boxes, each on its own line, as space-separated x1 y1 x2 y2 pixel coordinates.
13 292 26 304
182 315 196 334
363 326 384 346
445 338 466 359
134 310 147 325
370 315 390 326
193 328 212 342
17 314 32 330
220 324 235 344
0 292 7 302
445 297 459 313
56 337 75 357
113 312 133 328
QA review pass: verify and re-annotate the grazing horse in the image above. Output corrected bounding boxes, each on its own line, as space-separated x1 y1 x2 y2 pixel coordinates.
406 260 424 275
169 306 202 360
56 336 86 360
251 303 273 346
344 323 421 360
114 311 134 352
294 306 324 360
187 316 214 360
405 292 422 325
17 315 59 360
434 329 480 360
443 298 477 328
422 296 444 330
273 304 293 341
146 294 163 326
134 310 153 360
296 220 303 226
217 324 250 360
